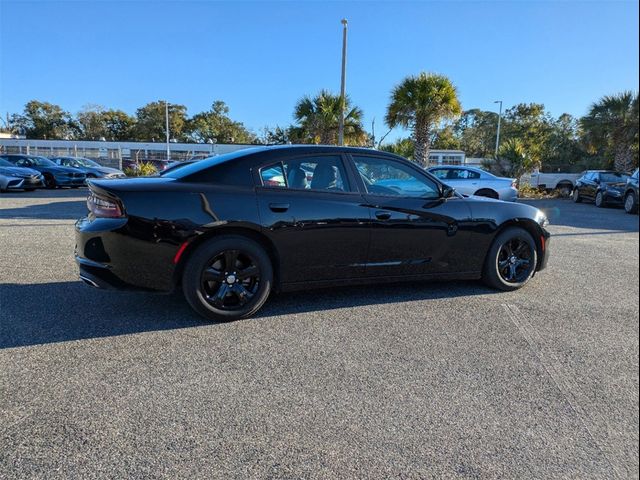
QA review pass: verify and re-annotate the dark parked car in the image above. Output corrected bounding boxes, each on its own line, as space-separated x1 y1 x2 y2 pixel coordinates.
0 154 86 189
50 156 126 179
572 170 630 207
0 158 44 192
75 146 551 322
624 168 638 214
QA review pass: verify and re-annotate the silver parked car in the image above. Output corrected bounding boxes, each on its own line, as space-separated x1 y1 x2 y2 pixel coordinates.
428 165 519 201
0 158 44 192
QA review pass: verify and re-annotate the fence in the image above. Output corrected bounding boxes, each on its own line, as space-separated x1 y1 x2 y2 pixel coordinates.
0 139 254 169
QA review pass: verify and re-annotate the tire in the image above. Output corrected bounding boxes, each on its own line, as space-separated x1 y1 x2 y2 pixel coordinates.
482 227 538 291
475 189 499 199
624 191 638 214
556 183 573 197
44 174 56 189
595 191 606 208
572 188 582 203
182 235 273 322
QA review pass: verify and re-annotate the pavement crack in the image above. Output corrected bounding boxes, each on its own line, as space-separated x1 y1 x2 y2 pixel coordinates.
502 303 623 480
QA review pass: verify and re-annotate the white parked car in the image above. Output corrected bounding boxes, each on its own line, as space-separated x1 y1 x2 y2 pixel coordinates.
428 165 518 201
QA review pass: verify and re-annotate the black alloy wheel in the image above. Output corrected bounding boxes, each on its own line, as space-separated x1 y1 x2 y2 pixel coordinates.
44 174 56 189
496 237 534 284
182 235 273 322
595 191 605 208
483 227 537 291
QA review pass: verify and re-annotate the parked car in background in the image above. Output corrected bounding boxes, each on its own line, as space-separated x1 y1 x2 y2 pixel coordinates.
0 154 86 189
159 160 197 176
0 158 44 192
572 170 630 207
76 145 550 322
427 165 518 201
50 156 126 179
521 170 582 195
624 168 639 214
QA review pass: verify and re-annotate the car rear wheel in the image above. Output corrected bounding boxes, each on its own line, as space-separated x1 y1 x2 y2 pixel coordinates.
482 227 537 291
182 235 273 322
625 191 638 214
475 189 499 199
572 188 582 203
595 191 605 208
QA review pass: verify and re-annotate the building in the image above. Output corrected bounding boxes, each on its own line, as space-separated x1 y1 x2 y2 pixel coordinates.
428 150 466 166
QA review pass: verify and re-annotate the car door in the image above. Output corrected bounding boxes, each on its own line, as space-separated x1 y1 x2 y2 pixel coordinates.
582 172 598 199
349 154 474 277
255 154 371 284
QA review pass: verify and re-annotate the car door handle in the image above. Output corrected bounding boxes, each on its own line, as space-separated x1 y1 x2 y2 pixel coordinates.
269 203 290 212
375 211 392 220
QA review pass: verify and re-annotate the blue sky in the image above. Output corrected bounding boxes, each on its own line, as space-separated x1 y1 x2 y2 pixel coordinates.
0 0 638 142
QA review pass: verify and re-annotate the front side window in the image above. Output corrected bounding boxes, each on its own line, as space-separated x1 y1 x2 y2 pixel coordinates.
353 156 440 198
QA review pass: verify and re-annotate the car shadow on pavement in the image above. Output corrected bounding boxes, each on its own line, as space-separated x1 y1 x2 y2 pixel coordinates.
0 201 87 220
0 280 494 349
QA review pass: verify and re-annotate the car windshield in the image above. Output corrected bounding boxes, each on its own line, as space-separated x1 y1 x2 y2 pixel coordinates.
30 156 57 167
601 172 629 183
74 158 101 167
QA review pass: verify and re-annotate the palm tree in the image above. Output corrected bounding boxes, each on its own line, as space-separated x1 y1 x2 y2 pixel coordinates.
385 73 462 166
293 90 368 145
581 91 639 171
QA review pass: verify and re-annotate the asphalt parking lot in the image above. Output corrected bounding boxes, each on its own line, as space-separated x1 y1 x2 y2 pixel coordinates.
1 189 638 479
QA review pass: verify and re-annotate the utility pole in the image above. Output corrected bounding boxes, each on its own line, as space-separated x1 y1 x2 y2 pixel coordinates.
338 18 348 146
165 100 171 161
494 100 503 159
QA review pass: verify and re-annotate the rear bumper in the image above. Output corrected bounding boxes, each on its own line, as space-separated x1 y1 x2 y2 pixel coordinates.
500 187 519 202
75 216 178 292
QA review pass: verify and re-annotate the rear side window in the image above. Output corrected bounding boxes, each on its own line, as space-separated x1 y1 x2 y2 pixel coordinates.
260 155 350 192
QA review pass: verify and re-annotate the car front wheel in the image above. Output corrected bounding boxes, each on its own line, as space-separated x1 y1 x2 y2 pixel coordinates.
44 174 56 189
595 191 606 208
572 188 582 203
482 227 538 291
182 235 273 322
625 191 638 214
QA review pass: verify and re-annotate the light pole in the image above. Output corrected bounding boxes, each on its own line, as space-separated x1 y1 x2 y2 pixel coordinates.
494 100 503 159
338 18 348 146
165 100 171 161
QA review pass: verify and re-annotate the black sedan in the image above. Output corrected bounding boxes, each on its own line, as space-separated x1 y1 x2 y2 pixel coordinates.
624 168 638 214
50 156 126 179
1 154 86 189
75 146 551 322
572 170 630 207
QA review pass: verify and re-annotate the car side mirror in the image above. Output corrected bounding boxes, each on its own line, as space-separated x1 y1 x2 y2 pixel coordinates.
442 185 456 199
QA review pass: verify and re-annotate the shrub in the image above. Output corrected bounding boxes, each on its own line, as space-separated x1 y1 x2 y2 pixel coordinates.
123 162 158 177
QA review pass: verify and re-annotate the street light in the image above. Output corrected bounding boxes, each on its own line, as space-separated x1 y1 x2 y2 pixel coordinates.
165 100 171 161
338 18 348 146
494 100 503 159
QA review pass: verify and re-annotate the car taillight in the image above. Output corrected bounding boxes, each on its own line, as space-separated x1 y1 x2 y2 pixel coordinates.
87 191 124 218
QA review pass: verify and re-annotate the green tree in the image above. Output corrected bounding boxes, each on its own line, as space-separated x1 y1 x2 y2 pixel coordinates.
544 113 585 168
581 91 639 171
494 138 537 178
431 125 461 150
9 100 76 139
454 109 499 158
385 72 462 166
500 103 552 169
293 90 367 145
380 137 415 160
134 101 188 142
101 109 136 141
187 101 255 144
76 104 109 140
